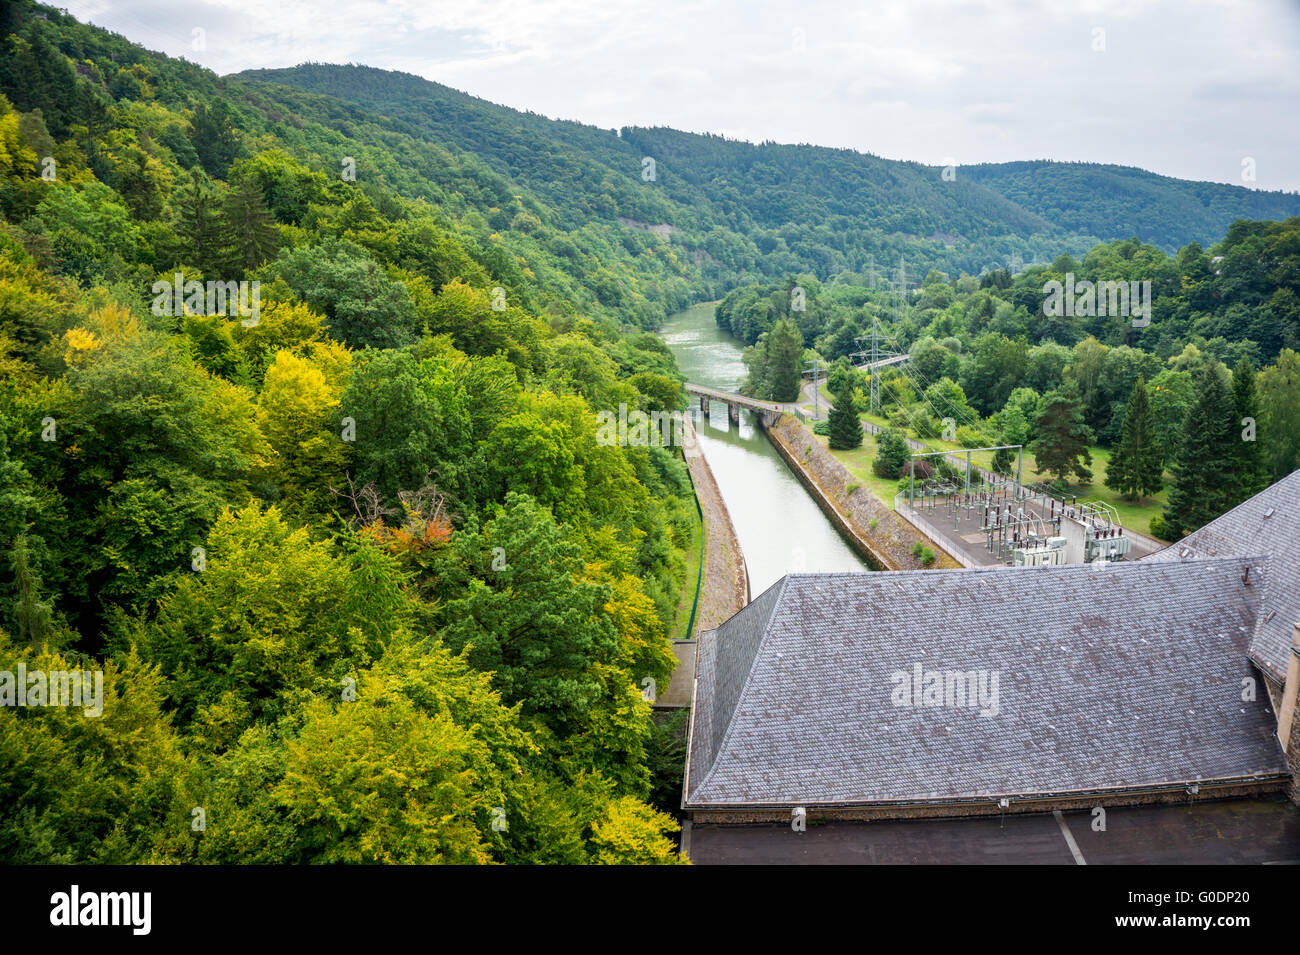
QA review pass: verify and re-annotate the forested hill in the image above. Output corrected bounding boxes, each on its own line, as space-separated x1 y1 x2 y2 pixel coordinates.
238 62 1300 273
963 160 1300 252
0 1 703 863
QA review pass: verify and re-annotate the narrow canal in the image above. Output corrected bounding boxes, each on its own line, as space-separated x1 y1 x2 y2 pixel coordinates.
661 302 866 595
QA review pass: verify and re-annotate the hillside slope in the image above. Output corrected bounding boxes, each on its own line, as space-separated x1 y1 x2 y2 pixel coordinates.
964 160 1300 251
239 63 1300 273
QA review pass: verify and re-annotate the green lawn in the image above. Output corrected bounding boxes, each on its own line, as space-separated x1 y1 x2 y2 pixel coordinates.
810 386 1172 540
808 432 902 509
669 498 705 640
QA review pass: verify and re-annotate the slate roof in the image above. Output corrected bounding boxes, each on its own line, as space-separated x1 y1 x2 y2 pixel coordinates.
685 558 1287 808
1143 467 1300 681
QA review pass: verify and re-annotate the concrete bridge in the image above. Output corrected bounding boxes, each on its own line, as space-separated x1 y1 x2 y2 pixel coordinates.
684 383 795 428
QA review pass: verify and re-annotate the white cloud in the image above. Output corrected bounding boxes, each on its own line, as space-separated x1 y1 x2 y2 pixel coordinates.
65 0 1300 191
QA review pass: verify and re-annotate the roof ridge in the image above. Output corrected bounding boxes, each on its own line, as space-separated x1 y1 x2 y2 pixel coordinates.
1145 465 1300 560
685 557 1280 808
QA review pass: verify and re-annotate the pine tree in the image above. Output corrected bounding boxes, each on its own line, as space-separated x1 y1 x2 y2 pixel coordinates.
1030 379 1094 484
12 532 54 651
189 98 241 179
828 383 863 450
1105 377 1163 502
765 318 804 402
1162 363 1237 538
220 175 279 276
175 169 223 276
1231 357 1270 501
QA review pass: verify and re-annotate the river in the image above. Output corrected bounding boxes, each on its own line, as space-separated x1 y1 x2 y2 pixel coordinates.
660 302 867 594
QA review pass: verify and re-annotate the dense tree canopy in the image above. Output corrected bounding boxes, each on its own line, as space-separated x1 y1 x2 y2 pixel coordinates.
0 2 700 864
0 0 1297 866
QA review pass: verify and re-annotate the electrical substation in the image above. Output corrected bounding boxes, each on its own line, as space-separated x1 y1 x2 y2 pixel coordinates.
902 454 1141 568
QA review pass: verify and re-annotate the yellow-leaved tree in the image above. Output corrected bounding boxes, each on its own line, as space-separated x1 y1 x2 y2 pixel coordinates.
255 344 352 516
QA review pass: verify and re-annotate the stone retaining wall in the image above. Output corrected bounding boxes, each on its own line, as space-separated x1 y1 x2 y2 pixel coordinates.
765 416 962 572
683 416 749 632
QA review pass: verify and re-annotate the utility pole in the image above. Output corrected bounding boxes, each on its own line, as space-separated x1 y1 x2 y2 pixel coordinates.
852 315 902 418
804 358 823 420
895 254 908 335
870 317 881 416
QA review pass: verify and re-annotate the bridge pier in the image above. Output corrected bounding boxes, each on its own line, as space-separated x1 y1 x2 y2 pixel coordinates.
684 383 787 432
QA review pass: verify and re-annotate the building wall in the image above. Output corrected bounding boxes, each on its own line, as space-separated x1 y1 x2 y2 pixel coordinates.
690 780 1288 824
1262 658 1300 805
1287 715 1300 805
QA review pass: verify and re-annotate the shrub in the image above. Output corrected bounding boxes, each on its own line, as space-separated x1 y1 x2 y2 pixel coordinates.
901 458 934 481
873 428 911 478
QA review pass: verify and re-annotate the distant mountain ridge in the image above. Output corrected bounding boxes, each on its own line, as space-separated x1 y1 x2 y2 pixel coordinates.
962 160 1300 251
237 63 1300 264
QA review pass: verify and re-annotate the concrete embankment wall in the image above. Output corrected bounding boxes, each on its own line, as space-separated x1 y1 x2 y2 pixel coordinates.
764 416 962 572
682 416 750 632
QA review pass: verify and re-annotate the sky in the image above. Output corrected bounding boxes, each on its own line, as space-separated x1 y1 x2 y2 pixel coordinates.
64 0 1300 192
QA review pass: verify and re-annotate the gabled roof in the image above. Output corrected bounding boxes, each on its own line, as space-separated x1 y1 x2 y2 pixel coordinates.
686 559 1286 809
1143 467 1300 681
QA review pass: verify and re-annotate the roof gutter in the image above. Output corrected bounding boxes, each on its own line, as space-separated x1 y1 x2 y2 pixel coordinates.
684 771 1291 813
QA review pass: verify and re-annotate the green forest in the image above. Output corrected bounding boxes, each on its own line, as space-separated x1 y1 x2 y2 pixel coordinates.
0 1 695 864
0 0 1297 864
721 218 1300 537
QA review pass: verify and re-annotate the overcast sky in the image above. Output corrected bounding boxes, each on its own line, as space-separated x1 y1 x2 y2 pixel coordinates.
65 0 1300 192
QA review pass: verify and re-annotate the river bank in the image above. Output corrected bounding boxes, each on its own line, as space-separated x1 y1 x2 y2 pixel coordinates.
660 303 866 595
766 415 963 571
681 415 749 632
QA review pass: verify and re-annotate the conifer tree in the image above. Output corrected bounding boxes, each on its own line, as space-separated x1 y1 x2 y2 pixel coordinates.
765 318 805 402
1105 377 1163 502
1231 356 1270 501
828 383 863 450
220 175 280 275
175 168 223 277
1162 363 1237 538
1030 380 1093 484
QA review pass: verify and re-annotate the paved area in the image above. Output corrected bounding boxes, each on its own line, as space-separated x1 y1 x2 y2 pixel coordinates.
801 380 1165 565
687 798 1300 864
655 640 696 708
900 491 1162 566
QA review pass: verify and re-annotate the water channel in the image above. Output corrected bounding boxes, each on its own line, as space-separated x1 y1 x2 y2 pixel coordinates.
660 302 866 595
